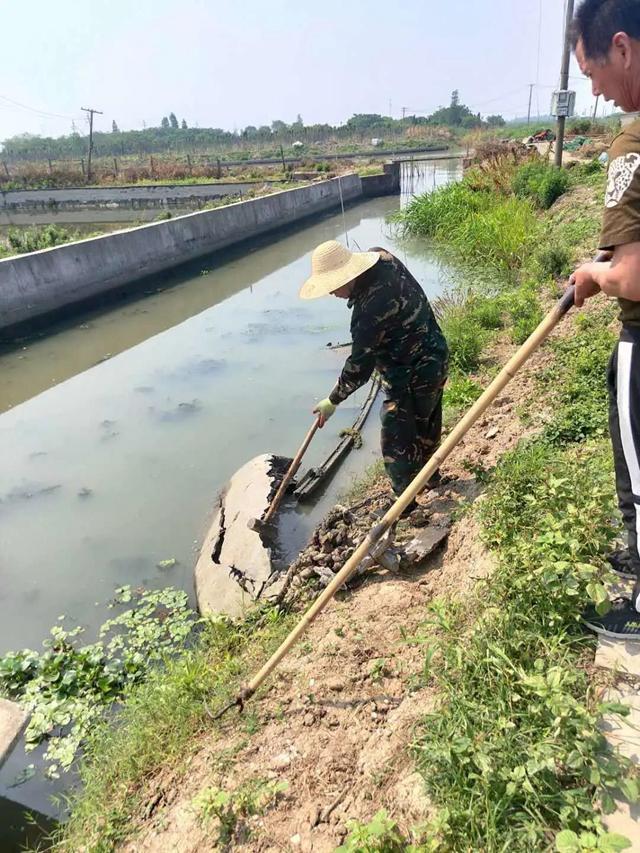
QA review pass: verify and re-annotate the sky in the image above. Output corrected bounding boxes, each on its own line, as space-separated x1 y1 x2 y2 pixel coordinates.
0 0 603 143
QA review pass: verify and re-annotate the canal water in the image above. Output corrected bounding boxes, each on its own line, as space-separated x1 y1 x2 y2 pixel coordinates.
0 158 461 838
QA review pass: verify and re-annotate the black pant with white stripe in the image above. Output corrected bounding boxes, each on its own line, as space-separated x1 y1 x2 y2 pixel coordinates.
608 326 640 607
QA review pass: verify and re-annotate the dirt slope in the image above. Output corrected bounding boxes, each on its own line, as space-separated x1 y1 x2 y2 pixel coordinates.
119 312 575 852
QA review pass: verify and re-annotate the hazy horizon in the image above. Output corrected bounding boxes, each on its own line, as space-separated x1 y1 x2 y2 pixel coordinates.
1 0 602 144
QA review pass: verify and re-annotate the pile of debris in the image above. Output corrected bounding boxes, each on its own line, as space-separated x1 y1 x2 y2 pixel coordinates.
283 505 362 595
274 485 454 607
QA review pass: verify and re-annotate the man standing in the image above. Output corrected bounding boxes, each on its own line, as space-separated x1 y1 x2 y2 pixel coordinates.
300 240 448 518
571 0 640 638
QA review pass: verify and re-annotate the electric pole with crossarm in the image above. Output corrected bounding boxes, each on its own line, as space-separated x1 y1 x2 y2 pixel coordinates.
81 106 103 183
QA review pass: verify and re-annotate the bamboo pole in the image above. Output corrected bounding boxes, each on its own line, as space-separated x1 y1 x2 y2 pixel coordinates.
221 284 579 714
262 419 319 525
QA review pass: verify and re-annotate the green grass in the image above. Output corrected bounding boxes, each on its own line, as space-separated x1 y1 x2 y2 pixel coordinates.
512 162 571 210
411 298 638 851
413 441 634 852
53 606 297 851
541 311 617 446
394 182 539 272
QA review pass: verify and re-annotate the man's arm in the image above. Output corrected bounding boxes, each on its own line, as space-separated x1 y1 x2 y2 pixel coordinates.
328 317 379 404
571 245 640 306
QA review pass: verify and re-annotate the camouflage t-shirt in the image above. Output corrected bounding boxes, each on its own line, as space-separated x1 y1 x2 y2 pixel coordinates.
328 248 448 404
599 117 640 326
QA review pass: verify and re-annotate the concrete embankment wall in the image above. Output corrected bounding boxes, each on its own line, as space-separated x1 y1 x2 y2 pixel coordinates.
0 174 372 332
0 181 267 214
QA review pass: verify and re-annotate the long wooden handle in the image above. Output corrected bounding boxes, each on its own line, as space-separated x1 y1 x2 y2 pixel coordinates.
242 287 576 698
263 418 320 524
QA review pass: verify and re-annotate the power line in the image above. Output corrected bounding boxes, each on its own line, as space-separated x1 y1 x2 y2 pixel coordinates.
0 93 77 121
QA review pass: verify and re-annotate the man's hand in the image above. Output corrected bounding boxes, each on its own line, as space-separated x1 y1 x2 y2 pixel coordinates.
313 398 336 428
569 263 602 308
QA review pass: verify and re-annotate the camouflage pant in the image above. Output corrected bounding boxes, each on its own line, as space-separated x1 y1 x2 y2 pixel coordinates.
380 375 446 496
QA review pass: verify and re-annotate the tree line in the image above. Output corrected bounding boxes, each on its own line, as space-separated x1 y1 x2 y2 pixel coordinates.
1 92 505 162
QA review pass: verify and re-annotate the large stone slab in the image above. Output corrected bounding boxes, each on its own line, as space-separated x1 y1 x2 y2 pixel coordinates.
195 454 281 617
0 698 28 769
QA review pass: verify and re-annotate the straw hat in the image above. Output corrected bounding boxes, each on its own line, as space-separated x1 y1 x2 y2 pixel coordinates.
299 240 380 300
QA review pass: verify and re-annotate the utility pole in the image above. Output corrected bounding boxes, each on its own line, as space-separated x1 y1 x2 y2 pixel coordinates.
555 0 575 168
593 94 600 120
527 83 534 125
401 106 408 120
81 106 103 182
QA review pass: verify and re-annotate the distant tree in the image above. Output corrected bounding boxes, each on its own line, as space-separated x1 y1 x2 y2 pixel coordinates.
181 119 188 129
161 116 170 129
461 114 483 129
346 113 384 130
169 112 179 129
111 120 119 133
258 125 272 137
428 91 474 127
486 114 506 127
296 113 303 125
271 120 288 134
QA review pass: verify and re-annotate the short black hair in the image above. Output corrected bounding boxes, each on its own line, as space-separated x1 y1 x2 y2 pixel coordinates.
572 0 640 59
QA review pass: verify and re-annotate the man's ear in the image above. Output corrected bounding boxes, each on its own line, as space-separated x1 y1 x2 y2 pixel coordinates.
612 31 633 69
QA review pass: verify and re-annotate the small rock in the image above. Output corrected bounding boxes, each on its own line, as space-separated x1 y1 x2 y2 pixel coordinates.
271 752 292 770
485 425 499 439
327 677 345 692
303 712 315 727
290 834 301 847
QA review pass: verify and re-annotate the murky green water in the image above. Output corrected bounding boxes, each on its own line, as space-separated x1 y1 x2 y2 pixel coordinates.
0 159 460 833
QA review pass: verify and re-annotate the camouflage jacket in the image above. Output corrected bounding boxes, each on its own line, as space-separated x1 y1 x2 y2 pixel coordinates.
329 248 448 404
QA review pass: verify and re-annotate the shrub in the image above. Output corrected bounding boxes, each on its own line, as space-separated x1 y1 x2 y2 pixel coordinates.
512 162 570 209
7 224 78 254
568 118 592 135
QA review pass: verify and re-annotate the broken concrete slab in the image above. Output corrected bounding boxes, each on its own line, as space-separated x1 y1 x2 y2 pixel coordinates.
195 454 286 617
403 521 451 564
0 698 28 769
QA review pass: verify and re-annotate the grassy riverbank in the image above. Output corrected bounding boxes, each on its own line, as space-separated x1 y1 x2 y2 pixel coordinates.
20 154 639 851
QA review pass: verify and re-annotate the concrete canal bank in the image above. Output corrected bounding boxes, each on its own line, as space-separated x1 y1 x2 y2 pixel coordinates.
0 166 399 333
0 180 266 217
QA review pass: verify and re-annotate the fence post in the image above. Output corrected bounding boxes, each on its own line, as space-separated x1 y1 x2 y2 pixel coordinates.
150 155 155 176
187 154 192 175
47 157 53 175
80 158 86 177
2 161 9 179
216 158 221 179
113 157 118 177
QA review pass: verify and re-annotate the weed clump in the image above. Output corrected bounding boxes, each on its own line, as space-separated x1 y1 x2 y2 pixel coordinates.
512 162 571 210
7 224 78 254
